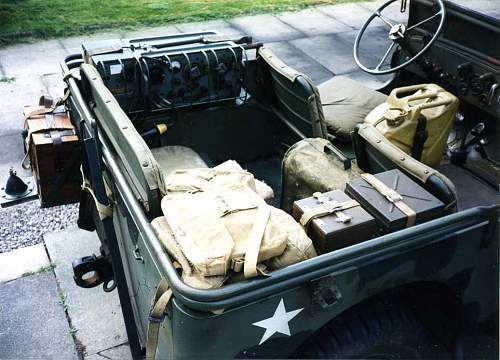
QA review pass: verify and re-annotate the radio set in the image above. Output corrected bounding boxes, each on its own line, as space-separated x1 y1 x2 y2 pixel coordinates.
82 32 250 115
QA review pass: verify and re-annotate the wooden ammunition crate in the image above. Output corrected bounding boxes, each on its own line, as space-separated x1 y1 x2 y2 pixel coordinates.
292 190 377 254
24 105 81 207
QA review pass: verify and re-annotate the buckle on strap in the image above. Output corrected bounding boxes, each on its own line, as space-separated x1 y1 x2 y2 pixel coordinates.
148 309 167 323
381 189 403 203
313 192 341 212
312 192 353 223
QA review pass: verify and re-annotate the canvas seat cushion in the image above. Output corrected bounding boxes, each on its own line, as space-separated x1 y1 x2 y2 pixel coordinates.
318 76 387 141
151 145 208 176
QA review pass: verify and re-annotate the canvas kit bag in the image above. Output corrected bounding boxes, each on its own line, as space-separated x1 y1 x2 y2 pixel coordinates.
282 138 361 213
152 160 317 289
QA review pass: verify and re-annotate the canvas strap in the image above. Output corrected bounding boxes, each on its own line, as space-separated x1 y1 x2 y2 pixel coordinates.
360 173 416 227
23 89 71 120
146 278 173 360
244 205 271 278
300 193 359 231
80 167 112 220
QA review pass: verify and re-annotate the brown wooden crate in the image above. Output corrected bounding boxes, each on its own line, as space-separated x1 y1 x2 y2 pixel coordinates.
293 190 377 254
24 107 81 206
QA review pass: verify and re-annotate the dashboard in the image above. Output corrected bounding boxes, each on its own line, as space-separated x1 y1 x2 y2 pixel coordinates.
402 0 500 117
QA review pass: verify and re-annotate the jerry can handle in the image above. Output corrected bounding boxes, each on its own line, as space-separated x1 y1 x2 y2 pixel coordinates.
417 98 452 110
389 84 453 110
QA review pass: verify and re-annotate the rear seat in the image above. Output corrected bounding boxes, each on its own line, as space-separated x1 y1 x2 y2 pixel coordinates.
151 146 207 176
151 145 274 201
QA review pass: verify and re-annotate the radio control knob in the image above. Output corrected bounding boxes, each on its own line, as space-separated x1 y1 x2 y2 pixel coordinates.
470 75 483 95
479 73 494 84
423 58 434 70
458 82 468 96
457 62 472 81
478 93 488 106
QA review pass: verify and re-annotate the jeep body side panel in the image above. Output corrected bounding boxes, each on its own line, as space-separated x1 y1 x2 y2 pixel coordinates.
103 133 497 357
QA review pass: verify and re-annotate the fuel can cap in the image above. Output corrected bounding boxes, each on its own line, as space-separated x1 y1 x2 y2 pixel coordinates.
384 107 407 127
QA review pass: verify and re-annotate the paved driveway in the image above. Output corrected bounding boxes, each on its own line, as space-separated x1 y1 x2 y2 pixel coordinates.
0 0 391 184
0 0 497 184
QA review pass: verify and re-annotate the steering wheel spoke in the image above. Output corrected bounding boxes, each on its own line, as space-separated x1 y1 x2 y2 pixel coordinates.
353 0 446 75
375 11 395 29
407 11 443 32
375 42 397 71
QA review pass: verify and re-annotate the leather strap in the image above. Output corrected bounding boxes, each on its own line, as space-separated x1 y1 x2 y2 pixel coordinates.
244 205 271 278
300 193 359 231
22 99 74 169
360 173 416 227
411 115 428 161
146 278 173 360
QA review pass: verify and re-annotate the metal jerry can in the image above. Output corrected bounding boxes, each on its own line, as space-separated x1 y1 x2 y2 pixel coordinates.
364 84 459 167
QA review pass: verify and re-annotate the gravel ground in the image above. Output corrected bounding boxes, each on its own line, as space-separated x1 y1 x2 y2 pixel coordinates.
0 201 79 253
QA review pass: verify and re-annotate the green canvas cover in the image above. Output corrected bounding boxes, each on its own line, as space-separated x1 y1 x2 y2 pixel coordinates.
281 138 362 213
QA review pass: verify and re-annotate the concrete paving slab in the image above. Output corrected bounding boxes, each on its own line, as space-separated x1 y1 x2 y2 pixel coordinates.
0 243 50 283
277 8 353 36
337 26 395 70
41 73 65 99
0 272 78 359
265 41 334 84
318 3 373 29
0 131 30 185
229 14 304 42
0 40 67 78
453 0 499 12
291 34 358 75
489 10 500 21
44 227 128 357
60 32 124 55
0 75 46 130
122 25 180 40
360 0 408 24
96 343 132 360
176 19 245 38
342 69 394 90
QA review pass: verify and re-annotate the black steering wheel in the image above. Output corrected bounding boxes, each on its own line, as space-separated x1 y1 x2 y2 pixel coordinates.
354 0 446 75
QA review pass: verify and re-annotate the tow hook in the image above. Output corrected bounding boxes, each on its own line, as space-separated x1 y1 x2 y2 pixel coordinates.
72 254 116 292
310 274 342 309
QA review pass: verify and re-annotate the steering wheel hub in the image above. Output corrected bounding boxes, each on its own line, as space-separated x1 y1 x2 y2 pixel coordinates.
389 24 406 40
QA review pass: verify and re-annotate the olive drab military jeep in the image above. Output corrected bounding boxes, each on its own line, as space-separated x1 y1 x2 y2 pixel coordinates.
63 0 499 358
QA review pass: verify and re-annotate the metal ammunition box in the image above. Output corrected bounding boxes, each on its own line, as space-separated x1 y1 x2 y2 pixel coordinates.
345 169 445 232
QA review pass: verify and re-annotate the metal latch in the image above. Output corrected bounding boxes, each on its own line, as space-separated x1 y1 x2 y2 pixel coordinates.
72 254 116 292
310 274 342 309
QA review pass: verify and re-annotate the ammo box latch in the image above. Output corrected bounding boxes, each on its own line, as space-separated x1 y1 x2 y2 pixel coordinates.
72 254 116 292
310 274 342 309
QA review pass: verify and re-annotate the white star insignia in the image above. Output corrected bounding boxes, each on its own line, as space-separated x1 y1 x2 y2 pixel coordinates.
252 298 303 345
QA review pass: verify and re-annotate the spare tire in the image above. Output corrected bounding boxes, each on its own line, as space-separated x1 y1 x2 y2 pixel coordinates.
293 300 447 359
